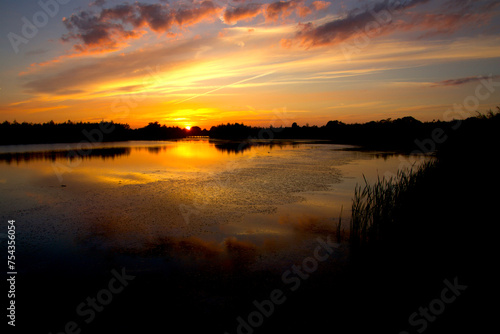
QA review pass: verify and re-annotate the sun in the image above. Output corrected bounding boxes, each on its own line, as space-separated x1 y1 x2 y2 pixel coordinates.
185 126 191 131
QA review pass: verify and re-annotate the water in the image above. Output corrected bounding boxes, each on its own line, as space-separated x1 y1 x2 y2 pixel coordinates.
0 140 428 270
0 139 431 332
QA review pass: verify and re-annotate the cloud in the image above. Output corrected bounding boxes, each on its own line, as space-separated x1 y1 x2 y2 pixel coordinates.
280 38 293 48
296 5 312 18
223 0 328 25
290 0 334 19
311 1 330 11
62 9 143 52
296 0 331 18
62 1 222 53
292 0 499 48
135 3 176 32
294 0 429 47
223 3 264 25
405 8 495 39
432 74 500 87
174 1 222 26
265 0 299 22
22 39 208 95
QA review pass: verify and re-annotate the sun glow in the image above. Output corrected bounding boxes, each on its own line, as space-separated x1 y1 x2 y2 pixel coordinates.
185 126 191 130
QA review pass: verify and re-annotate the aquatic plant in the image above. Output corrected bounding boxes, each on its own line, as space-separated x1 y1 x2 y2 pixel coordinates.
350 160 436 246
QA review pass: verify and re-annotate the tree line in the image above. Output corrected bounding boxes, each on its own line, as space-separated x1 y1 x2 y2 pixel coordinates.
1 111 498 151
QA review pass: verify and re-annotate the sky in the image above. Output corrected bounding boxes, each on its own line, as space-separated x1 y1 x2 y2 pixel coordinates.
0 0 499 129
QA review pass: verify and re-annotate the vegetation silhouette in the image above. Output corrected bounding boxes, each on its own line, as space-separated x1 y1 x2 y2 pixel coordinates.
344 110 499 334
4 113 495 153
0 120 193 145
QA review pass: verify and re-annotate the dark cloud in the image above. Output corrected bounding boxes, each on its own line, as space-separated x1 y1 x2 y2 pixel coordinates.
62 1 221 53
432 74 500 87
62 6 141 52
295 0 430 47
223 3 264 24
100 4 138 22
410 0 500 38
293 0 499 48
62 9 140 52
136 3 175 31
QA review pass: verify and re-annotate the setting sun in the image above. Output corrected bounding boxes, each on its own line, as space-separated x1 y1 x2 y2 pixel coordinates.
185 126 191 131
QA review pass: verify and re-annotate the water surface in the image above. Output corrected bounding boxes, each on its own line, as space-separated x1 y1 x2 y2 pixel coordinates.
0 139 427 273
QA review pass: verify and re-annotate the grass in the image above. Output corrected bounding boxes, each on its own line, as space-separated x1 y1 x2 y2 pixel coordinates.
349 109 500 249
349 160 436 247
342 111 499 332
336 205 343 243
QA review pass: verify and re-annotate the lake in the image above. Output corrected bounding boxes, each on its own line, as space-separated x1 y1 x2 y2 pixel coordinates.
1 139 433 332
0 139 428 272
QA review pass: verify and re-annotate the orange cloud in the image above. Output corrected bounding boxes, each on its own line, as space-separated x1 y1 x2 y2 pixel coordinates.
174 1 222 26
296 5 312 18
265 1 299 22
311 1 331 11
280 38 293 48
296 0 331 18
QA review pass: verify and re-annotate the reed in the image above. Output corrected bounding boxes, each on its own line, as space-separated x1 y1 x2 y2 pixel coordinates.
336 205 343 244
350 160 436 246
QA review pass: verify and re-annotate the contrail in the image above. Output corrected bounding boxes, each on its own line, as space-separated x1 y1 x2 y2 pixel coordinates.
174 71 276 104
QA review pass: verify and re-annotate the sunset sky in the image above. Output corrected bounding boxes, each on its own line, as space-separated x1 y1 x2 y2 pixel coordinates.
1 0 499 128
